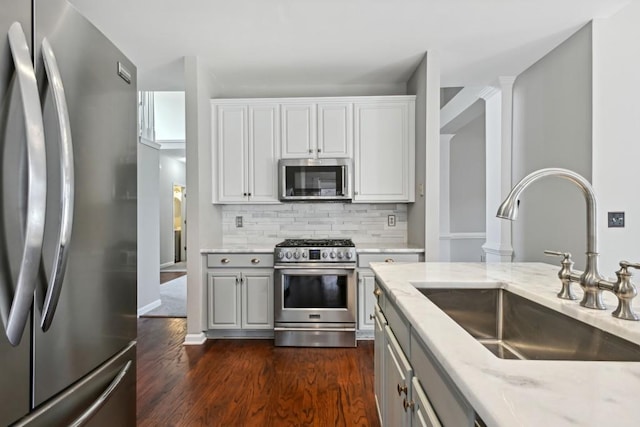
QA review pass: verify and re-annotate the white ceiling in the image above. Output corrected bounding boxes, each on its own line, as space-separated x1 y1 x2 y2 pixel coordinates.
69 0 629 90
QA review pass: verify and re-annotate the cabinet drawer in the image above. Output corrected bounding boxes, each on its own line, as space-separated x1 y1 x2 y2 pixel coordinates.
358 253 419 268
385 299 410 355
411 332 475 427
206 253 274 268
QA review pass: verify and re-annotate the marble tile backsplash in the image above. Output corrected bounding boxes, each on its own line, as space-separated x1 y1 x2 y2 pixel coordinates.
222 203 408 246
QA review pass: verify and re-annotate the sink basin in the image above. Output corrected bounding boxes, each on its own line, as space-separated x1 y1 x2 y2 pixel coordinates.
418 288 640 361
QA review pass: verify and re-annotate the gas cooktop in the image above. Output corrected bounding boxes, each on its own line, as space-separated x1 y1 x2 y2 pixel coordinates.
275 238 355 248
274 238 356 263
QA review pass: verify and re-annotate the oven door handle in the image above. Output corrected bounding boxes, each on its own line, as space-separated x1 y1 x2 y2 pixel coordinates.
274 327 356 332
274 264 356 270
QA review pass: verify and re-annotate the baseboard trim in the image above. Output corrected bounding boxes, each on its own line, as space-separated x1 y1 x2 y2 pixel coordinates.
137 299 161 317
183 333 207 345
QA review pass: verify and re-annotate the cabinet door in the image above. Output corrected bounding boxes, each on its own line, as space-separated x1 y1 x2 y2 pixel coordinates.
317 102 352 158
384 326 413 427
214 104 248 202
411 377 443 427
207 272 241 329
248 104 279 202
353 99 415 203
374 308 386 426
241 271 274 329
358 272 376 330
281 103 316 159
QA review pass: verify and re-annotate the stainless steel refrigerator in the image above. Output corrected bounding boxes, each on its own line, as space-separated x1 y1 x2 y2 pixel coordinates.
1 0 137 425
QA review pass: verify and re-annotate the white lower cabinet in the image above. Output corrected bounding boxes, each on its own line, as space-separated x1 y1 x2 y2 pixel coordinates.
358 271 376 331
207 269 273 330
384 326 413 427
375 282 477 427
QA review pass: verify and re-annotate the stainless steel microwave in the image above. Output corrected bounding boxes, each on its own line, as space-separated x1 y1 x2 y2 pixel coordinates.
278 158 352 202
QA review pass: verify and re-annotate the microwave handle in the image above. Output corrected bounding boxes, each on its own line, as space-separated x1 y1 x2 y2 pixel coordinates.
342 166 346 196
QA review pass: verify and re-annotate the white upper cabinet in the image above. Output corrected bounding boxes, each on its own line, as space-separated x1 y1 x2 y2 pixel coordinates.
281 101 352 159
280 103 316 159
317 102 353 158
213 101 280 204
353 97 415 203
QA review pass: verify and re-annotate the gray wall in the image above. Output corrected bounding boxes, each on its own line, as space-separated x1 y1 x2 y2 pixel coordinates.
159 154 186 265
450 113 486 233
407 53 427 249
512 23 592 269
137 142 160 311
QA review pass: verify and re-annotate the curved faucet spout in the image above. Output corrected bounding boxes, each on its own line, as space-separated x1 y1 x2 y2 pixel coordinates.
497 167 604 309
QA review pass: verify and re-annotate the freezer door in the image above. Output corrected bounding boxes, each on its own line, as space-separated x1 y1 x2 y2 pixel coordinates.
0 0 34 425
32 0 137 406
13 341 136 427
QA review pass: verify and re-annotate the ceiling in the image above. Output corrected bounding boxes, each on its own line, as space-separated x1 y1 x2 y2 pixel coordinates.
68 0 629 91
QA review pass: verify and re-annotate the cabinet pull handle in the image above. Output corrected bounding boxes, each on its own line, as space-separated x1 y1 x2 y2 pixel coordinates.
397 383 407 396
403 398 414 412
221 258 230 264
373 288 382 296
385 258 395 263
251 258 260 264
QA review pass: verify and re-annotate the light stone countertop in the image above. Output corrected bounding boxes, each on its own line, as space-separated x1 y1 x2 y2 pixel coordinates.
355 244 425 254
370 262 640 427
200 247 274 254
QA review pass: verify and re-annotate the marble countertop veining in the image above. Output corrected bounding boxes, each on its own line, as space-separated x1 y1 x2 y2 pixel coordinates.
370 262 640 427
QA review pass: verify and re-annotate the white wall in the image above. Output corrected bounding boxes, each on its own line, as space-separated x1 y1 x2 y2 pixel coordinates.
137 141 161 313
511 23 593 270
592 2 640 274
159 154 186 265
154 91 186 141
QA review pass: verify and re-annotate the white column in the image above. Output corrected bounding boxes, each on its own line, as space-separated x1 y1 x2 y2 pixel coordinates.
481 77 516 262
439 134 454 262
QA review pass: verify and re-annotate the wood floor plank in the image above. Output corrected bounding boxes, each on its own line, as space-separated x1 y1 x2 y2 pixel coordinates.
137 319 380 426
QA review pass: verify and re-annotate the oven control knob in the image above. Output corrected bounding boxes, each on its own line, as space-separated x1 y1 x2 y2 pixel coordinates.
322 251 328 259
345 251 353 260
285 251 292 259
302 251 307 258
277 251 285 259
337 251 344 259
294 251 301 259
330 251 336 259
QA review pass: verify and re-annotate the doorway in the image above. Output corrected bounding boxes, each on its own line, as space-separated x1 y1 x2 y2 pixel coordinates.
173 184 187 264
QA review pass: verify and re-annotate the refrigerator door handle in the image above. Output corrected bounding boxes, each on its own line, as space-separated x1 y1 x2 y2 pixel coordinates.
39 37 74 332
2 22 47 346
69 360 132 427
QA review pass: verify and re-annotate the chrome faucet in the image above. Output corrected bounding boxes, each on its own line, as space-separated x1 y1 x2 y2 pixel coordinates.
497 167 639 320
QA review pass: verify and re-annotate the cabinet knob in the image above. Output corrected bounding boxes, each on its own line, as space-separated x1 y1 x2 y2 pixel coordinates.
397 383 408 396
373 288 382 296
403 398 414 412
354 191 358 195
369 314 375 320
308 149 313 154
317 148 321 153
248 192 252 197
221 258 230 264
251 258 260 264
243 193 247 197
385 258 395 263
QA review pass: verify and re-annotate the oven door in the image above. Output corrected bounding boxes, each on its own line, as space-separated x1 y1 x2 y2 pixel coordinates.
274 266 356 324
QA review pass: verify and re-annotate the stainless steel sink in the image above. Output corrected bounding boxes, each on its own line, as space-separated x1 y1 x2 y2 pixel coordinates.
418 288 640 361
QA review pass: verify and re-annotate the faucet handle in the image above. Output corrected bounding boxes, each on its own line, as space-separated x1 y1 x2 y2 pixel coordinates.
544 250 572 261
619 261 640 271
544 250 577 300
611 261 640 321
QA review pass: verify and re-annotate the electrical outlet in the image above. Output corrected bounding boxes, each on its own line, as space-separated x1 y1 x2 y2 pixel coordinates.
608 212 625 228
388 215 396 227
235 216 243 228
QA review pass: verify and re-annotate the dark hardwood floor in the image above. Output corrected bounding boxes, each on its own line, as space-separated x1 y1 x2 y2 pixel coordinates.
160 271 187 284
137 318 380 427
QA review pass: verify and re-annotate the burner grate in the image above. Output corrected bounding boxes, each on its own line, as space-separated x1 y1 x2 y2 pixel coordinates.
276 238 355 248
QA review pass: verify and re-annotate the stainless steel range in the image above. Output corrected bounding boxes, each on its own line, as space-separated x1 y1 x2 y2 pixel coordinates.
274 238 357 347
